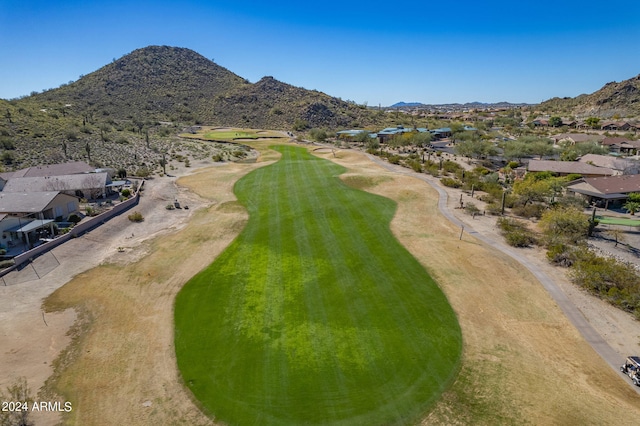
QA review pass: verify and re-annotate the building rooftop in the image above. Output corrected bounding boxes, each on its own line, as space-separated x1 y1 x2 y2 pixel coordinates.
0 161 95 180
527 160 614 176
0 191 63 214
578 154 638 172
574 174 640 195
2 172 109 193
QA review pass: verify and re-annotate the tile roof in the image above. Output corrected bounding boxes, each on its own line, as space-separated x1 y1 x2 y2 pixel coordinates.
579 175 640 195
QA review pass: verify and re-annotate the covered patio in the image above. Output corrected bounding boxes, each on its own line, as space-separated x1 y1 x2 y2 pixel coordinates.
4 219 56 254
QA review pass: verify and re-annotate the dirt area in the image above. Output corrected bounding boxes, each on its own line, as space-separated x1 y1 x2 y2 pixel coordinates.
1 142 640 425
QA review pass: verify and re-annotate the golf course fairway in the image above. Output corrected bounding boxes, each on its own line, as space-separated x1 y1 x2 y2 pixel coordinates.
175 145 462 425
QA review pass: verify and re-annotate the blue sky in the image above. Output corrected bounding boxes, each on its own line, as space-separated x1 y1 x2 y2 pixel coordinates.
1 0 640 106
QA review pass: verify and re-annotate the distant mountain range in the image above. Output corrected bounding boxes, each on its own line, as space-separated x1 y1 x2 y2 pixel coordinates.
389 101 531 109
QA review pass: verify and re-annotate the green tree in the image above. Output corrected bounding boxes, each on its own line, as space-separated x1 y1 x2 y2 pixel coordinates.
449 122 465 143
501 140 529 161
309 128 328 142
627 193 640 203
539 207 590 244
455 139 496 160
528 140 555 159
623 200 640 215
549 116 563 127
411 131 433 147
513 177 553 206
585 117 601 129
292 119 309 131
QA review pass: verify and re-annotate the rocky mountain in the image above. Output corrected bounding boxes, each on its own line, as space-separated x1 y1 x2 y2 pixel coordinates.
0 45 379 172
539 74 640 118
12 45 374 129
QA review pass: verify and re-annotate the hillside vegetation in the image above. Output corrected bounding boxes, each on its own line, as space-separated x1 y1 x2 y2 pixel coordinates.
539 74 640 118
0 46 377 172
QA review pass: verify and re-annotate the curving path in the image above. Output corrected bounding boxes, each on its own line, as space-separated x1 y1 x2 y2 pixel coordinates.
363 152 640 392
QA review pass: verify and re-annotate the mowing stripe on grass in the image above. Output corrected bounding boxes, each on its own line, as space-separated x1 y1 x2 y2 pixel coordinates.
175 145 462 425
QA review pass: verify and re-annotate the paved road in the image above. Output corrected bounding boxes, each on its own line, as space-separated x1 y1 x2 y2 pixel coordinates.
364 153 639 392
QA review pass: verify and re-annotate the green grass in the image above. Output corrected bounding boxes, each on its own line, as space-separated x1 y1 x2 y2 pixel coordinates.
199 128 284 141
596 215 640 226
175 145 462 425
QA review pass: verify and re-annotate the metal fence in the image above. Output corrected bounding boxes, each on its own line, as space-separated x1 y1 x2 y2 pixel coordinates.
1 251 60 286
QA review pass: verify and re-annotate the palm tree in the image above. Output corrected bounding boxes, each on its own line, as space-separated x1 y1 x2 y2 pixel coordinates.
623 200 640 215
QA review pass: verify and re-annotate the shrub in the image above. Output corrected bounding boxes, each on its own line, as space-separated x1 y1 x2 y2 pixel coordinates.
442 160 463 174
486 202 503 216
440 177 461 188
546 243 576 266
464 202 481 217
512 203 546 219
504 230 538 247
405 159 422 173
121 188 131 198
136 167 151 178
212 153 224 162
128 211 144 222
497 217 538 247
68 214 82 224
539 207 590 245
387 155 401 165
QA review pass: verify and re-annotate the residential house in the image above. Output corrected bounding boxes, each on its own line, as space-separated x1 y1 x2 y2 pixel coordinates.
567 174 640 208
566 174 640 207
526 159 615 178
552 133 605 145
531 118 549 127
0 192 79 248
0 214 26 249
1 172 111 199
0 161 95 180
600 121 633 132
0 191 79 219
376 126 430 144
431 127 452 139
578 154 639 175
601 136 640 155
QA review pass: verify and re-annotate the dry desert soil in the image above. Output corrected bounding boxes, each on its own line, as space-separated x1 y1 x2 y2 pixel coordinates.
2 140 640 425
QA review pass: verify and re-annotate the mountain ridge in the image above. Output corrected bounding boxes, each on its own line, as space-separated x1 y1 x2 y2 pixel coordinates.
16 45 375 129
539 74 640 118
